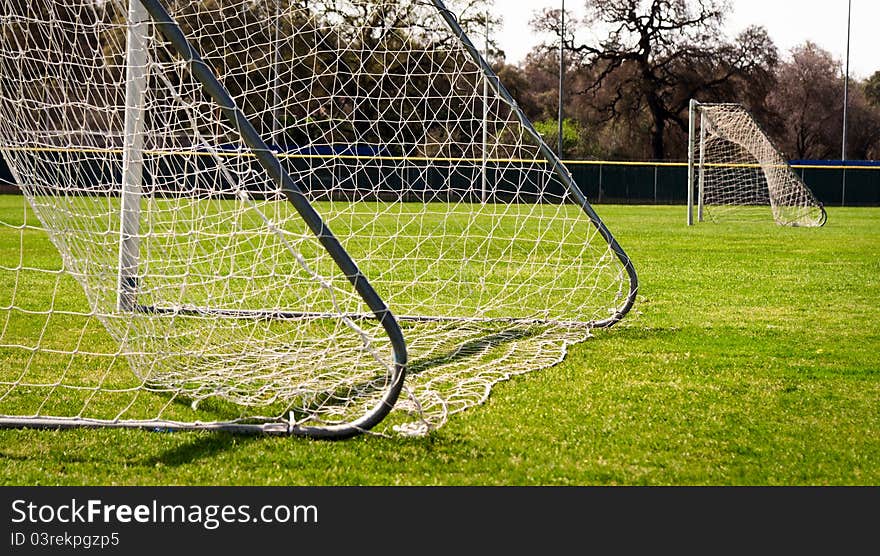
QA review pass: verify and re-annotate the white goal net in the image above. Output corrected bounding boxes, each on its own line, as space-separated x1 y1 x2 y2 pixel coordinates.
0 0 637 437
687 101 827 227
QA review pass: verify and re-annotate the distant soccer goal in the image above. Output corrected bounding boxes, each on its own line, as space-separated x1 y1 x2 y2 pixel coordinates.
0 0 637 438
687 100 827 227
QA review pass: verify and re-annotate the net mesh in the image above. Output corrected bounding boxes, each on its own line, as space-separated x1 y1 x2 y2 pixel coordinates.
0 0 633 436
696 103 826 227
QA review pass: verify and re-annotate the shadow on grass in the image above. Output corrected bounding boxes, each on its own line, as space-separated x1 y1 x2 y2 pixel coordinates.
407 327 538 375
146 432 259 468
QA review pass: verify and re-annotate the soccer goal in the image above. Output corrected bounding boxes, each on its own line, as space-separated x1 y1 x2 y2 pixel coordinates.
686 100 827 227
0 0 637 438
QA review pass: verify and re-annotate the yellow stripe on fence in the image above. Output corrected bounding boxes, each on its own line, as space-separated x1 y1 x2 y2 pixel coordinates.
2 145 878 171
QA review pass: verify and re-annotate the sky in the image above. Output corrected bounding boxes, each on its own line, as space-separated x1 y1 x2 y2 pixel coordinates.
493 0 879 80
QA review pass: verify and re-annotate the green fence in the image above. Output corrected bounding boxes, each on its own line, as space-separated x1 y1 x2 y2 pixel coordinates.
2 155 878 206
564 160 880 206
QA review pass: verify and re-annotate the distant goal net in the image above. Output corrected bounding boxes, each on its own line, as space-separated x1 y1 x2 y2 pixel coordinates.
0 0 637 438
687 101 827 227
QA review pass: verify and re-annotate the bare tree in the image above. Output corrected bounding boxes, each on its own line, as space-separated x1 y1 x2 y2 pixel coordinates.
767 42 845 160
845 84 880 160
532 0 778 160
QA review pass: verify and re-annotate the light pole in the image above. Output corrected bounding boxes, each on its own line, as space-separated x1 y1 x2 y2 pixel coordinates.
558 0 565 158
841 0 852 205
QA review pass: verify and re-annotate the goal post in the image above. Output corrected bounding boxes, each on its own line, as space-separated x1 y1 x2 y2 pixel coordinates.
117 0 150 313
686 100 827 228
0 0 637 438
687 98 697 226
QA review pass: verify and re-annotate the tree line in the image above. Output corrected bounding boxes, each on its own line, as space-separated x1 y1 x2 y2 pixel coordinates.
1 0 494 157
2 0 877 164
492 0 880 162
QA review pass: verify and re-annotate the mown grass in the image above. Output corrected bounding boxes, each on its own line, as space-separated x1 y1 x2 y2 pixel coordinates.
1 203 877 485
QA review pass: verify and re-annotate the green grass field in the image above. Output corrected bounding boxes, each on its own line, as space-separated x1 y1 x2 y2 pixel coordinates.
1 203 877 486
